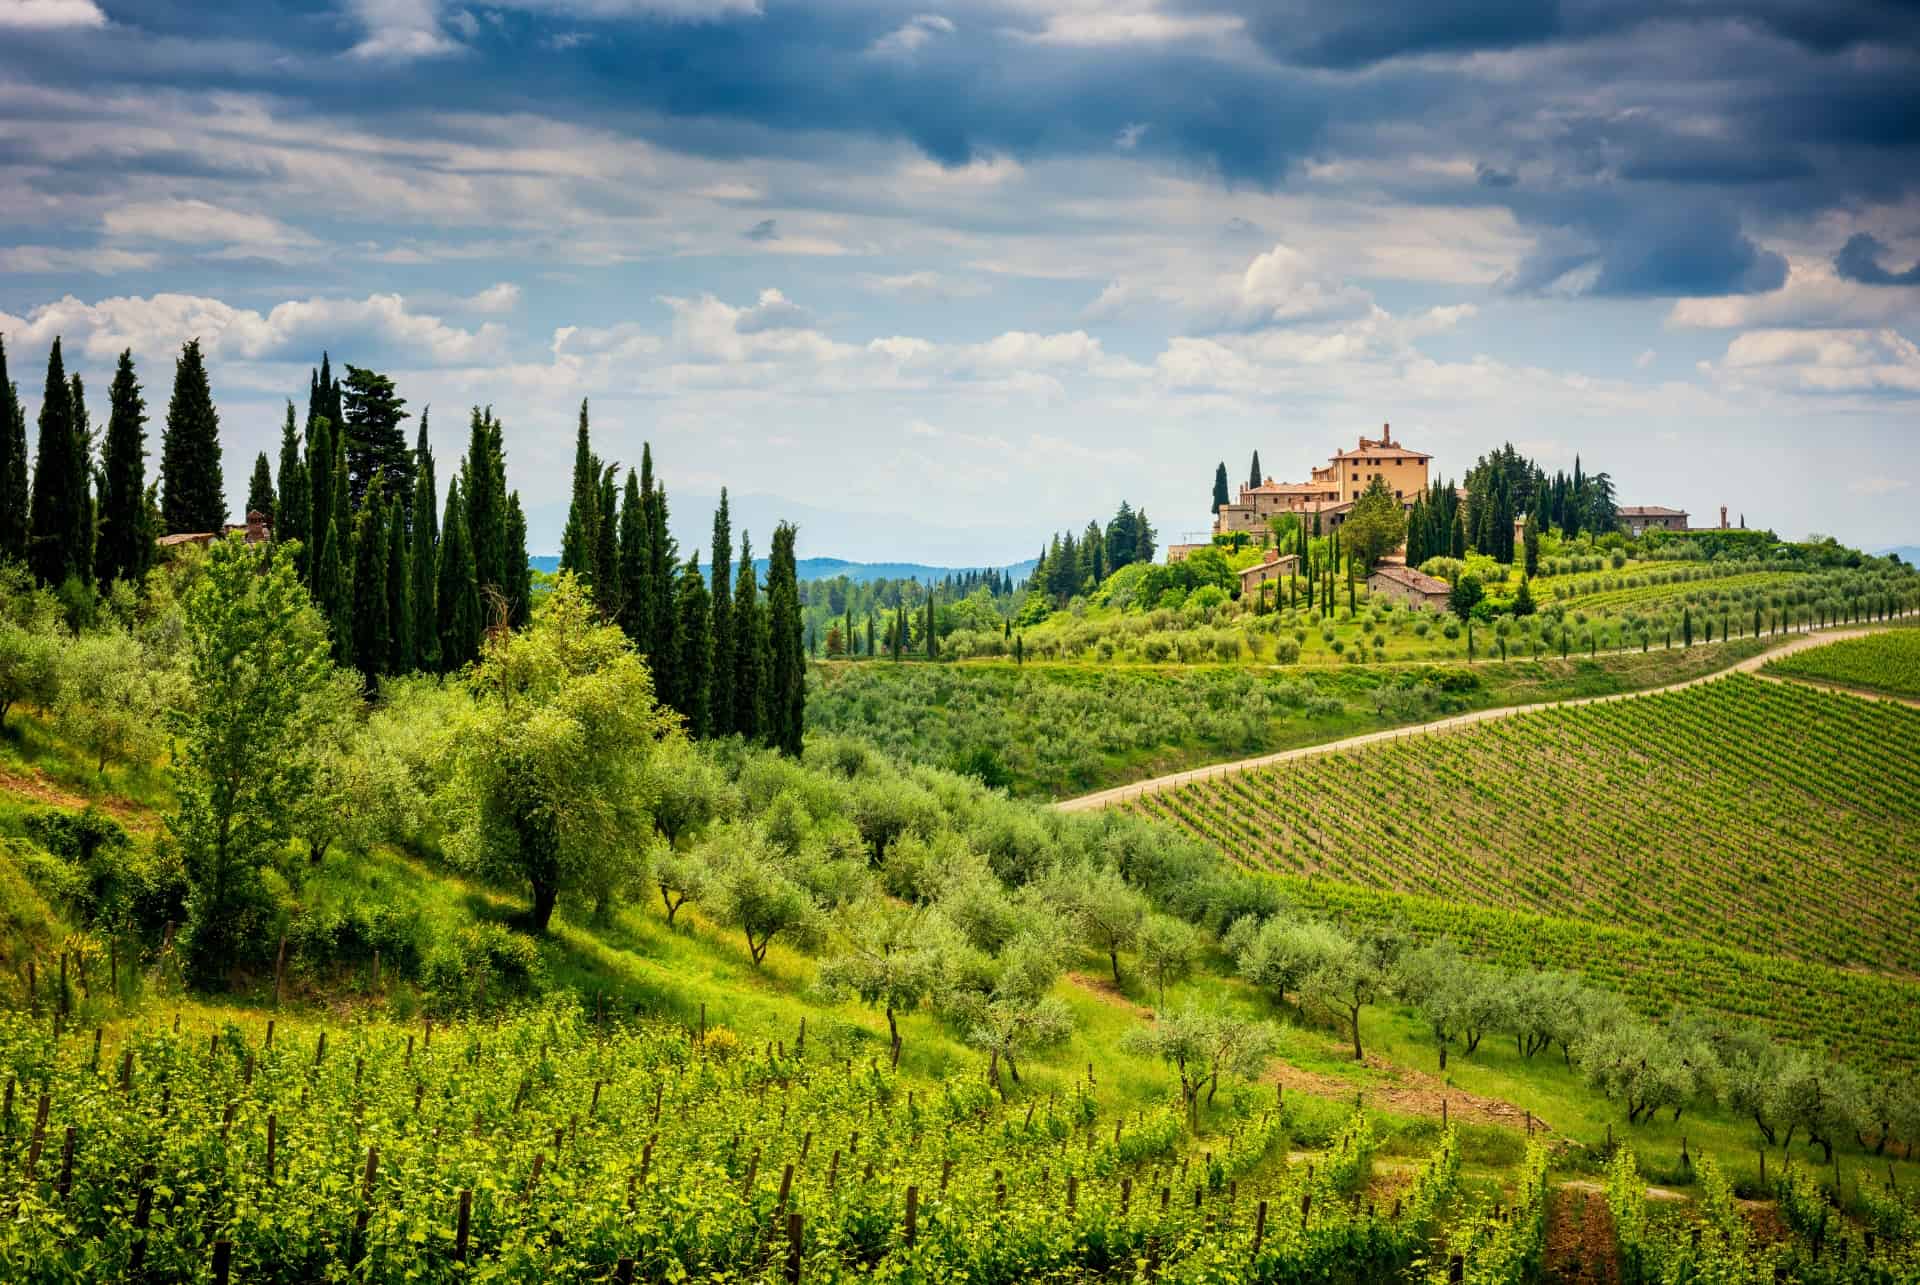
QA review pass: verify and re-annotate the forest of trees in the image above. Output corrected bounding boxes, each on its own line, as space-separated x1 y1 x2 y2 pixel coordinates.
0 336 805 752
1027 501 1156 607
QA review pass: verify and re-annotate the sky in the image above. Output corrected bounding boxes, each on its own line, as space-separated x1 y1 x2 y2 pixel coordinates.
0 0 1917 564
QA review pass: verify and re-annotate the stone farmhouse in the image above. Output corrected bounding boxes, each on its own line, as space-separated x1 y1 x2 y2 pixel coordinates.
1236 552 1299 598
1619 504 1746 537
1366 564 1451 610
1213 425 1430 538
155 510 274 553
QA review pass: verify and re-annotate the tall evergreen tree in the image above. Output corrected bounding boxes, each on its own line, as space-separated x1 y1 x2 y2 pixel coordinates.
387 494 413 675
646 459 677 663
766 522 804 756
340 365 412 514
275 403 308 574
1212 462 1230 514
504 492 532 628
673 552 712 738
617 468 649 645
68 372 95 585
0 340 25 563
708 489 734 736
1132 509 1155 564
314 511 351 668
464 407 507 600
159 339 225 535
95 349 150 586
437 478 482 670
410 416 439 673
306 415 335 591
924 592 936 660
351 475 390 676
1248 451 1262 490
593 466 618 614
559 399 599 584
27 339 81 585
731 531 764 739
246 452 276 523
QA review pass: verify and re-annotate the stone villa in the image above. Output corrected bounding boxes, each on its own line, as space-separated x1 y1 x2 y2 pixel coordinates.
1366 564 1451 610
1213 425 1430 538
155 510 274 553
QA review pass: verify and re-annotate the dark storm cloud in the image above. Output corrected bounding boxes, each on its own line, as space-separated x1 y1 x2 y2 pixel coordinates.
2 0 1915 300
1835 234 1920 287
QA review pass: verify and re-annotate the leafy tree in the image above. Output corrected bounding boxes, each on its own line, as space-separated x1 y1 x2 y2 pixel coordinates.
1342 476 1408 572
818 899 947 1051
436 479 482 671
0 574 62 730
28 338 84 585
442 573 676 934
1773 1054 1863 1162
340 365 412 514
159 339 225 536
766 522 804 755
1265 921 1395 1062
1048 862 1147 984
245 452 276 524
1448 573 1484 622
55 626 177 775
169 537 333 984
95 350 151 586
0 338 28 562
940 934 1073 1093
1136 913 1201 1007
1713 1025 1787 1146
1123 1003 1275 1125
1579 1020 1703 1125
703 821 831 967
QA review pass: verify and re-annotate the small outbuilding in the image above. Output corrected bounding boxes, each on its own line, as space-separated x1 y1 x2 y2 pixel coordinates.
1237 552 1299 598
1366 563 1451 611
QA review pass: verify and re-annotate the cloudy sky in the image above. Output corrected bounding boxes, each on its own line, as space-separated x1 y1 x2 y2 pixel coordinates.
1 0 1917 562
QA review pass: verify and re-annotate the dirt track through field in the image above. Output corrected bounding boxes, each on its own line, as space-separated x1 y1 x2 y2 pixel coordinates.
1053 624 1900 813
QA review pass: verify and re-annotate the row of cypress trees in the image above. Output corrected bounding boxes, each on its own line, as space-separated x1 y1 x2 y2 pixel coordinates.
558 404 804 754
0 335 227 593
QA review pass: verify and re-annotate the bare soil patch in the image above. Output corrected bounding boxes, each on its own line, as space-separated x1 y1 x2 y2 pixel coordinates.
1543 1184 1621 1285
1065 971 1156 1019
1261 1051 1559 1137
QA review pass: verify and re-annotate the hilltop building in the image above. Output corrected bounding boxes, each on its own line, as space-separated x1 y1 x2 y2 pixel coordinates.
1619 505 1688 536
1366 563 1451 610
1236 552 1299 598
1213 425 1430 538
156 510 273 553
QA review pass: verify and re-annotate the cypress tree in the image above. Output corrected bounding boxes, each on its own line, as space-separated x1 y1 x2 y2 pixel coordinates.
1212 462 1229 513
673 552 712 738
95 349 150 586
246 452 276 524
315 512 352 667
159 338 225 535
731 530 764 739
646 463 676 662
27 339 80 585
766 521 804 755
504 492 532 628
708 489 734 735
1133 509 1154 564
464 407 506 600
865 615 874 659
437 478 482 670
275 402 308 576
924 593 936 660
68 372 95 585
410 416 439 672
351 475 390 676
0 339 26 563
617 468 648 644
387 494 413 675
593 466 618 615
1249 451 1262 490
559 399 598 583
307 415 335 591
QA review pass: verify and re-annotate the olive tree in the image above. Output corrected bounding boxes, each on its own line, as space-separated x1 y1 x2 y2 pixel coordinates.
55 626 179 775
817 898 948 1051
1046 862 1149 984
442 573 677 934
1136 913 1201 1008
1578 1021 1705 1124
1124 1003 1277 1126
702 823 833 967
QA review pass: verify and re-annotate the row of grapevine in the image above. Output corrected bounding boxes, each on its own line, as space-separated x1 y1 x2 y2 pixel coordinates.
0 1002 1480 1283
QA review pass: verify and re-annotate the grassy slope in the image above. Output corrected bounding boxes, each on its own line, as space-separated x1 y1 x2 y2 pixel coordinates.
3 714 1915 1221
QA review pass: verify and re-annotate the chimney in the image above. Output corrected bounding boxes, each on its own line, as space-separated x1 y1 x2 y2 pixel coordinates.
1382 422 1392 445
1720 505 1727 530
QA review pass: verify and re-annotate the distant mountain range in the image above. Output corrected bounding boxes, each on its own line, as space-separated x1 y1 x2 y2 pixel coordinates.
528 555 1037 585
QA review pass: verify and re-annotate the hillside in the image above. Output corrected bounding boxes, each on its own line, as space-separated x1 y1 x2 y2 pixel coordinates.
531 554 1038 585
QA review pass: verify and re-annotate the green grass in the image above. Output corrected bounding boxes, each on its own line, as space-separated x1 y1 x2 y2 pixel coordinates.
1764 627 1920 699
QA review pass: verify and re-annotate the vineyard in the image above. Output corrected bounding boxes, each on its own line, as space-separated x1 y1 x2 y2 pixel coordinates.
1126 676 1920 1066
1765 628 1920 700
0 1002 1521 1284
